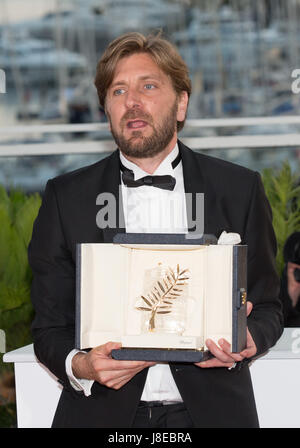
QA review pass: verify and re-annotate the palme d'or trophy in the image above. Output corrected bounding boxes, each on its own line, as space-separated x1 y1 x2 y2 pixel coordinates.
135 263 190 336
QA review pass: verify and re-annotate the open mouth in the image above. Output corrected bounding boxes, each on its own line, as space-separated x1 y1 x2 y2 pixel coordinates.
126 120 148 129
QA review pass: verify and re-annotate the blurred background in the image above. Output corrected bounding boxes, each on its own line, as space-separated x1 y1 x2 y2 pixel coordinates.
0 0 300 193
0 0 300 428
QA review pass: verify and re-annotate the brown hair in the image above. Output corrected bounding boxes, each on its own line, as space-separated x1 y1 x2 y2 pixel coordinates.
94 31 191 131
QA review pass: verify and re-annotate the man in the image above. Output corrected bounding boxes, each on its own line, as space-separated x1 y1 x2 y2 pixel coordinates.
280 232 300 326
29 32 283 428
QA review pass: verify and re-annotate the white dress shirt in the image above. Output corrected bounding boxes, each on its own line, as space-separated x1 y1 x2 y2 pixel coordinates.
66 143 188 401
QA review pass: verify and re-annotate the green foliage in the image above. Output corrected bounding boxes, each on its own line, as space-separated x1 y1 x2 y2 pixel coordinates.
262 161 300 276
0 402 17 428
0 185 41 354
0 185 41 427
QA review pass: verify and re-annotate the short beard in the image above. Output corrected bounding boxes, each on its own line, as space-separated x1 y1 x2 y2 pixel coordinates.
109 100 178 159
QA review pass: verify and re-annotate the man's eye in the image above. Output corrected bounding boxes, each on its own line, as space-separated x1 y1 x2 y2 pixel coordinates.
144 84 156 90
113 88 125 96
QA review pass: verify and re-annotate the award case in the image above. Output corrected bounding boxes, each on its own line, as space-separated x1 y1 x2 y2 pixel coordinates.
75 234 247 362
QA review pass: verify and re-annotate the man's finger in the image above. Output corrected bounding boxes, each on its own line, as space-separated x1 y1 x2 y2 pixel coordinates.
218 339 244 362
102 365 150 389
246 301 253 317
195 358 234 368
205 339 236 364
93 357 155 372
239 328 257 358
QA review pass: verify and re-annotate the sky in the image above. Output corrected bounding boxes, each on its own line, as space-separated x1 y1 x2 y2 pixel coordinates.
0 0 57 24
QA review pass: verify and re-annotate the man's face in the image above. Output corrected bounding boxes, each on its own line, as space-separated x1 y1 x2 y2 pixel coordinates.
105 52 188 158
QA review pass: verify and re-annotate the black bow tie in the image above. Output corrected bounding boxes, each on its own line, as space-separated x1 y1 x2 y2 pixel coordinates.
120 152 181 191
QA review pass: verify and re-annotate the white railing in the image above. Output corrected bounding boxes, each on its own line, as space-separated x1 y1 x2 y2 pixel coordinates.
1 116 300 157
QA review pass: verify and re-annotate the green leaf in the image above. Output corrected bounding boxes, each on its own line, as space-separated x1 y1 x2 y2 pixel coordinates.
262 161 300 276
0 282 30 312
0 185 41 353
15 194 41 247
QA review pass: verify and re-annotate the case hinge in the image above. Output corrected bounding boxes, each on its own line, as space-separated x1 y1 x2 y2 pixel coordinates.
239 288 247 308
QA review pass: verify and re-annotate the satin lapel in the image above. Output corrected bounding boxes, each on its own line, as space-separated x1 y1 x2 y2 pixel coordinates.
97 149 125 243
178 140 222 238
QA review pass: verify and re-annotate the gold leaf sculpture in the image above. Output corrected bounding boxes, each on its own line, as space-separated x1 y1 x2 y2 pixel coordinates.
136 264 189 332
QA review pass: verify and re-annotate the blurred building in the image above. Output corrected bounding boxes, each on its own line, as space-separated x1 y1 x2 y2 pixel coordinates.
0 0 300 192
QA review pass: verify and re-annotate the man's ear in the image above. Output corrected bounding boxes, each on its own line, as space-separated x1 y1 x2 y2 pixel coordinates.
176 91 188 123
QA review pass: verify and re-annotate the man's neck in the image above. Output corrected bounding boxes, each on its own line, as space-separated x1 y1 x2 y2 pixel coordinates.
120 135 177 175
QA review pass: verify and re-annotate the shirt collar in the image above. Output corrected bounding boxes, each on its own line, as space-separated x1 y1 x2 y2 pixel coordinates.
119 144 179 181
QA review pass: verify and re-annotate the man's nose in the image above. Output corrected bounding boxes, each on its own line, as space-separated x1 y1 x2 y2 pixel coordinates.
125 87 142 109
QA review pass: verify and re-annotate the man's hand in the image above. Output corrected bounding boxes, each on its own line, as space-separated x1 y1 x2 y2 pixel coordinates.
72 341 155 390
194 301 257 369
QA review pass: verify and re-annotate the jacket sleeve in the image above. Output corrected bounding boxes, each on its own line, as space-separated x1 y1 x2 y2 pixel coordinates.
28 179 76 386
243 172 284 357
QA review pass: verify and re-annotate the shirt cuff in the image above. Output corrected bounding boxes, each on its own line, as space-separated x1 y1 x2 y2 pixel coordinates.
65 349 94 397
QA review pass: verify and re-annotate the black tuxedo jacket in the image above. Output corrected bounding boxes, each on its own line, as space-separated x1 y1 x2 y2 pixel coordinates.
29 141 283 428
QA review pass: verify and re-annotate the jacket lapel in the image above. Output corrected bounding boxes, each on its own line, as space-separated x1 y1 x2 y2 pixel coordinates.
178 140 224 239
97 149 125 243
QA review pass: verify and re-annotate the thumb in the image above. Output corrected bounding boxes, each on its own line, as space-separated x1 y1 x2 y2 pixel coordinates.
96 341 122 357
